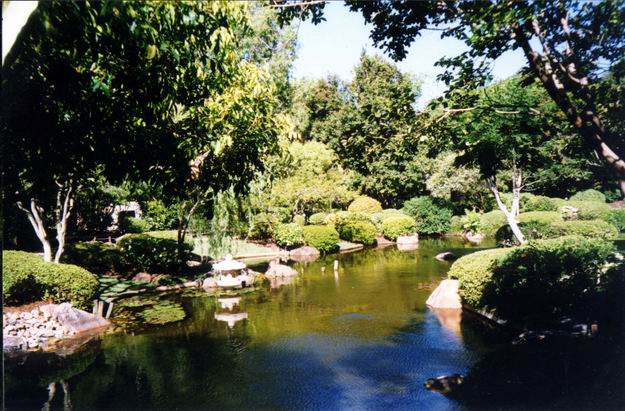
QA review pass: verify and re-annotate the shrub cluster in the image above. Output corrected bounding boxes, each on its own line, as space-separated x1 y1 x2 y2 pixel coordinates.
63 242 130 275
607 208 625 232
401 196 452 235
293 214 306 226
381 215 417 240
337 220 377 246
521 194 566 212
546 220 618 240
119 217 150 233
570 189 606 203
302 225 340 253
248 212 279 240
447 248 513 308
482 236 615 323
347 196 383 214
3 251 99 309
274 223 305 249
117 234 191 273
308 212 328 225
562 200 611 220
479 210 507 236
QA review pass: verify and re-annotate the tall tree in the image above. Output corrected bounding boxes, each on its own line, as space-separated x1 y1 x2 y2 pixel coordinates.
274 0 625 196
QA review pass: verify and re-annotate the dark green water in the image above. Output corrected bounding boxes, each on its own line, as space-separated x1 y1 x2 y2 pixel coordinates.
7 238 622 410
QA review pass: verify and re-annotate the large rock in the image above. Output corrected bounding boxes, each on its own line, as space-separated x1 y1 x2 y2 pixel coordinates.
265 261 298 278
289 246 320 262
3 336 27 352
464 232 483 244
397 235 419 245
51 303 109 334
132 272 154 283
426 279 462 309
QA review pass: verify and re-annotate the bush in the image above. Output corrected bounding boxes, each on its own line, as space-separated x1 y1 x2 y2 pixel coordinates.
274 223 305 249
521 194 565 212
482 236 615 323
515 211 562 240
479 210 507 236
143 200 178 230
119 217 150 233
308 212 328 225
293 214 306 226
447 248 514 308
302 225 340 253
337 220 377 245
381 215 417 240
401 196 453 235
324 211 372 227
117 234 191 273
562 200 611 221
372 210 405 233
570 189 606 203
607 208 625 232
248 212 279 240
63 242 130 275
3 251 99 309
448 215 465 235
545 220 618 240
348 196 383 214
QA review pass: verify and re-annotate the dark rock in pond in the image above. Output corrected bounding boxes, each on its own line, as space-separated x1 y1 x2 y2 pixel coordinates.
424 374 464 396
289 246 320 262
132 272 153 283
435 251 457 261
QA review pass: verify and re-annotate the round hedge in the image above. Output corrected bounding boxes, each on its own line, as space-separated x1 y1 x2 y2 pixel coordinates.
3 251 99 309
274 223 305 249
381 215 417 241
562 201 611 220
520 194 566 212
570 189 606 203
401 196 453 235
308 212 328 225
546 220 618 240
302 225 340 253
447 247 514 308
348 196 383 214
337 220 377 246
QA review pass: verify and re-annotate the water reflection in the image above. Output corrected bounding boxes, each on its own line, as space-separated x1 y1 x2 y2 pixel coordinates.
429 307 463 338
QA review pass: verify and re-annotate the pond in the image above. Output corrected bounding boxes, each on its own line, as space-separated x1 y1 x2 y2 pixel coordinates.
5 238 624 410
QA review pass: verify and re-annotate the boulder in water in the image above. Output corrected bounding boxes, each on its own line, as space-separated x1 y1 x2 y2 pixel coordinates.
265 261 298 278
426 279 462 309
289 246 320 262
396 235 418 245
52 303 109 334
435 251 457 261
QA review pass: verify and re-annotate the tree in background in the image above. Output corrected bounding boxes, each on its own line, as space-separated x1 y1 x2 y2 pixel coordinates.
275 0 625 196
2 1 273 261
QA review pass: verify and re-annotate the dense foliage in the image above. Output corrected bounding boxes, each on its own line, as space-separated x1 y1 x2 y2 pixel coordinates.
62 242 129 275
302 225 340 253
336 220 377 246
273 223 305 249
347 196 383 214
401 196 453 235
117 234 192 273
381 215 417 241
3 251 98 309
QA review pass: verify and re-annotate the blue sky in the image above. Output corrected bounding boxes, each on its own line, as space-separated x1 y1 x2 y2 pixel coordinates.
292 2 527 107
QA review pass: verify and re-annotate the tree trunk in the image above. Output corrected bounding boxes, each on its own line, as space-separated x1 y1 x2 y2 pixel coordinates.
486 170 527 245
54 183 74 263
17 199 53 262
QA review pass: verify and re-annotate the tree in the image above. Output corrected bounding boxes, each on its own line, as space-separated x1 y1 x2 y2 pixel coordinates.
2 1 254 261
274 0 625 196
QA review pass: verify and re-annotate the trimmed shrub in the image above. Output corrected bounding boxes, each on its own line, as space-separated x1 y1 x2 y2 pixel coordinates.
515 211 562 240
521 194 566 212
293 214 306 226
448 215 466 235
3 251 99 309
308 212 328 225
545 220 618 240
562 200 611 221
401 196 453 235
447 248 514 308
324 211 372 227
483 236 615 323
381 215 417 241
337 220 377 246
274 223 305 249
302 225 340 253
479 210 507 236
570 189 606 203
119 217 150 233
607 208 625 232
348 196 383 214
117 234 192 273
63 242 130 275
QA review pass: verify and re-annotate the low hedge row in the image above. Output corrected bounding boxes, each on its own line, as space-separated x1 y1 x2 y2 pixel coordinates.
3 251 99 309
448 236 617 325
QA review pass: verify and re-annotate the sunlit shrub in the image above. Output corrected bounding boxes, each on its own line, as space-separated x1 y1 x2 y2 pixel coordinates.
117 234 191 273
348 196 383 214
381 215 417 240
274 223 305 249
302 225 340 253
570 189 606 203
337 220 377 246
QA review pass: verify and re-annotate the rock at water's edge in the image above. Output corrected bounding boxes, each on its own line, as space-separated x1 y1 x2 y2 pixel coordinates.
435 251 457 262
289 246 320 262
52 303 109 333
426 279 462 309
397 235 419 245
265 261 298 278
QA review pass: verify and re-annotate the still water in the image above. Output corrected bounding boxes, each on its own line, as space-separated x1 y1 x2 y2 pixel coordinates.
6 239 510 410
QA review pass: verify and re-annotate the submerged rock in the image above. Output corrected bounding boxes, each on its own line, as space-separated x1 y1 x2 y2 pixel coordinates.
265 261 298 278
435 251 457 261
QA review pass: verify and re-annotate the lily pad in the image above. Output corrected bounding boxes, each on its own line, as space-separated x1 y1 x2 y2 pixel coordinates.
139 302 186 325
